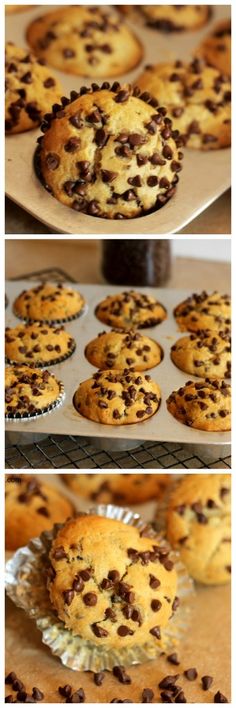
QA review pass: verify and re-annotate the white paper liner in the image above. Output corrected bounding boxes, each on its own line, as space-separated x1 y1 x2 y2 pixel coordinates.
5 504 194 672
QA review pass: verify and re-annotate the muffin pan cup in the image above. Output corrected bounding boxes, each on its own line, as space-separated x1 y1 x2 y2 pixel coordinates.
5 338 76 368
5 377 65 422
12 303 88 325
5 281 231 453
5 503 193 672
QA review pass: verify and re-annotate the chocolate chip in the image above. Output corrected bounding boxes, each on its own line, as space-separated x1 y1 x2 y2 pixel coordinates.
117 625 134 637
45 152 60 170
142 688 154 703
63 48 76 58
83 592 97 606
64 137 80 152
73 576 84 592
59 685 72 698
32 687 44 700
63 589 74 606
114 89 130 103
113 666 131 684
149 574 161 589
21 71 32 84
5 673 17 685
167 653 180 666
147 176 158 187
12 680 25 692
94 672 105 686
184 668 198 681
101 170 117 183
201 676 213 691
91 623 109 638
151 599 162 612
214 691 228 703
37 506 49 517
149 626 161 639
44 77 55 88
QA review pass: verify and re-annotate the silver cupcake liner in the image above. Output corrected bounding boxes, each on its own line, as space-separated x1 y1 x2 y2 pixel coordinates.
5 504 193 672
5 379 65 421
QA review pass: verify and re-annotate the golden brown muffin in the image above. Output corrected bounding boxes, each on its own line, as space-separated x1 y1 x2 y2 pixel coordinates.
121 5 211 32
13 283 85 324
48 515 178 648
171 330 231 379
136 59 231 150
5 5 35 13
73 369 161 425
166 473 231 584
5 42 62 134
85 329 163 371
62 473 169 504
174 291 231 333
5 322 76 366
5 364 64 419
197 19 231 77
5 474 73 551
95 291 167 329
166 378 231 432
35 84 183 220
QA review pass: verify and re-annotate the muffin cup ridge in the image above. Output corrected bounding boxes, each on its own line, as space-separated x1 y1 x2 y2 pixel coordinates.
5 378 65 421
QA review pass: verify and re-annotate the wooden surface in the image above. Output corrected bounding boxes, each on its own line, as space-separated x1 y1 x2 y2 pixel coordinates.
5 239 231 292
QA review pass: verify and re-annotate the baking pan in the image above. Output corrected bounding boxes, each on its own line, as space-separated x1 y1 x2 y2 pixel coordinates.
5 281 231 457
5 4 231 235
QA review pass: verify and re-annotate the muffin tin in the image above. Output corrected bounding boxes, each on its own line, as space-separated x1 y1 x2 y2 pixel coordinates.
5 4 231 235
5 280 231 452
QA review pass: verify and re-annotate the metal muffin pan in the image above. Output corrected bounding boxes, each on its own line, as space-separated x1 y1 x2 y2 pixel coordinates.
5 281 231 454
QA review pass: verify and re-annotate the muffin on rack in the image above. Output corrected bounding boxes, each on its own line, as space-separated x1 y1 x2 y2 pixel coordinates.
13 283 85 324
85 329 163 371
5 322 76 366
5 364 64 419
197 19 231 77
166 473 231 584
171 330 231 379
5 474 74 551
62 473 169 504
120 5 211 32
173 291 231 333
166 378 231 432
73 369 161 425
35 83 183 220
136 59 231 150
95 291 167 329
48 514 178 648
5 42 62 134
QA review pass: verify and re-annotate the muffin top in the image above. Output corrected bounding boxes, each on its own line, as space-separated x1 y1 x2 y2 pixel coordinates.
5 364 63 418
5 42 62 134
5 474 73 551
27 6 143 78
95 291 167 329
48 514 177 648
197 19 231 77
136 59 231 149
5 322 76 366
174 291 231 333
171 330 231 379
62 473 169 504
6 5 35 13
85 329 163 371
13 283 85 323
166 473 231 584
36 84 183 220
167 378 231 432
73 369 161 425
121 5 211 32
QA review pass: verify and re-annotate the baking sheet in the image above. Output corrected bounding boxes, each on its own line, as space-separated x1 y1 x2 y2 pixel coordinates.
5 4 231 235
5 472 231 703
5 281 231 448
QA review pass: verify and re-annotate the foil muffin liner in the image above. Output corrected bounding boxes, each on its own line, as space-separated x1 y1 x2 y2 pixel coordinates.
5 504 193 672
5 378 65 421
13 302 88 326
5 338 76 368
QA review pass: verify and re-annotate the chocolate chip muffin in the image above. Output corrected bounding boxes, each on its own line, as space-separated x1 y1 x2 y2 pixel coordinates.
5 474 73 551
5 42 62 134
121 5 211 32
197 20 231 77
27 6 142 78
35 84 183 220
174 291 231 333
62 473 169 504
73 369 161 425
5 322 76 367
171 330 231 379
166 473 231 585
48 514 178 648
166 378 231 432
136 59 231 150
85 330 163 371
5 364 64 419
6 5 35 13
13 283 85 324
95 291 167 329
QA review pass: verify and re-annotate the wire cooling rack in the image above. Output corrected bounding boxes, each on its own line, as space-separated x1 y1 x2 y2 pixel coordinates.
5 268 231 471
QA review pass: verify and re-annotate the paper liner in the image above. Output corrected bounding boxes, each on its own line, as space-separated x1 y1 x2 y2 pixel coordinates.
13 302 88 325
5 338 76 368
5 379 65 422
5 504 194 672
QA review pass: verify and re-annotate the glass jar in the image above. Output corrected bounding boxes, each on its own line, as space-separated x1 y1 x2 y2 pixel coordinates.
101 240 171 286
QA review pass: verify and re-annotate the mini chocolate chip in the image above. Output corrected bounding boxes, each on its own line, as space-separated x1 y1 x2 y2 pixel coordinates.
151 599 162 612
5 673 17 685
167 653 180 666
83 592 97 606
94 672 105 686
63 48 76 58
117 625 134 637
201 676 213 691
113 666 131 684
45 152 60 170
115 89 130 103
108 570 120 582
184 668 198 681
32 687 44 701
44 77 55 88
59 685 72 698
214 691 228 703
63 589 74 606
149 626 161 639
149 574 161 589
92 623 109 638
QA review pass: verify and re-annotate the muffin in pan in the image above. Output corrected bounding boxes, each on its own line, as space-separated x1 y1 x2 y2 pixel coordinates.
95 291 167 329
62 473 169 504
174 290 231 334
5 474 74 551
197 19 231 77
73 369 161 425
120 5 211 32
171 330 231 380
48 514 177 648
5 322 76 367
166 473 231 585
5 42 62 134
166 378 231 432
13 283 85 324
85 329 163 371
35 83 183 220
5 364 64 420
136 59 231 150
5 5 35 13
